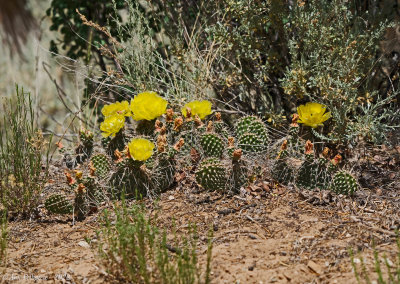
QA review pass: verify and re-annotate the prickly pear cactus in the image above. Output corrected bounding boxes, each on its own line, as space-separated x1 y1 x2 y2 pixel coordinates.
90 154 111 179
200 133 224 158
74 128 94 164
296 158 330 190
230 149 248 192
214 112 230 139
74 184 87 221
271 141 293 185
45 194 73 215
238 133 264 153
79 128 94 147
294 140 330 190
235 116 268 153
111 159 153 198
152 152 176 193
331 171 358 195
288 114 300 151
235 116 257 137
273 156 295 186
272 159 294 185
195 158 227 191
105 131 127 159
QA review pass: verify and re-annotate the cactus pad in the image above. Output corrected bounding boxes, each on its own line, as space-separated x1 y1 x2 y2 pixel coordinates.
90 154 111 179
238 133 267 153
235 116 268 153
331 171 358 195
296 158 330 190
45 194 73 215
272 159 294 185
231 159 248 192
200 133 224 157
195 158 226 191
235 116 258 138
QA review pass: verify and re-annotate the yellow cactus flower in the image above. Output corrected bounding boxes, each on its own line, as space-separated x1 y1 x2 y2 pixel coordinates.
128 138 155 161
181 100 212 120
130 91 168 121
101 101 131 117
100 115 125 138
297 102 331 128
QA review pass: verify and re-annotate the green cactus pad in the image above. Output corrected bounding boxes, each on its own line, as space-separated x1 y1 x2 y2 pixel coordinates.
231 160 248 192
247 121 269 142
238 133 267 153
214 121 229 139
296 158 330 190
235 116 258 138
110 159 152 198
90 154 111 178
272 160 294 185
235 116 268 153
200 133 224 157
195 158 226 191
152 152 176 193
45 194 73 215
331 171 358 195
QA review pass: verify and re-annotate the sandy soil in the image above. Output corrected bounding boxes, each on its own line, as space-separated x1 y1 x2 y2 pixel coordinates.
2 176 399 284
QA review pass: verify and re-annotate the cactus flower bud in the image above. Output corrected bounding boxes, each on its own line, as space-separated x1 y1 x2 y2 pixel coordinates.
173 117 184 131
305 140 313 155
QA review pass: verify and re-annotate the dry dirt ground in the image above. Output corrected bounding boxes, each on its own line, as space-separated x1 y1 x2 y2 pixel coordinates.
2 184 399 284
2 146 400 283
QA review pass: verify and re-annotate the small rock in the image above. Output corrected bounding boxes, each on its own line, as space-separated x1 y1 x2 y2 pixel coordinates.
78 241 90 248
168 195 175 200
385 258 394 267
269 276 278 283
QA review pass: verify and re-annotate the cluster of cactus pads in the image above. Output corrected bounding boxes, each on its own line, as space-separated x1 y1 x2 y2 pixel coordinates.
45 107 358 220
45 151 113 220
272 116 358 195
45 111 270 219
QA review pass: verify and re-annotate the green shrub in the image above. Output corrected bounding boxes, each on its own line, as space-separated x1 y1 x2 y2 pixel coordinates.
110 0 217 105
281 0 400 144
0 212 7 267
98 200 213 283
47 0 400 146
0 86 51 217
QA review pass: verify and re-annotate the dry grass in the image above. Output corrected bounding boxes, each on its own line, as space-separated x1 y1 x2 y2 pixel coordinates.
0 0 95 150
